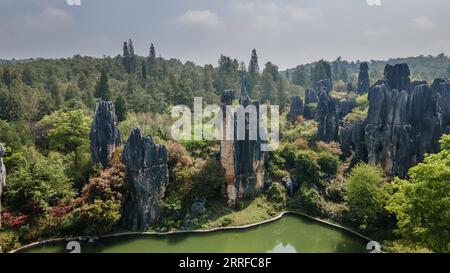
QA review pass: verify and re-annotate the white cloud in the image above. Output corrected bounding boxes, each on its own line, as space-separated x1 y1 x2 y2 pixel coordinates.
366 0 382 6
177 10 224 29
411 16 436 31
66 0 81 6
21 7 75 32
233 1 317 23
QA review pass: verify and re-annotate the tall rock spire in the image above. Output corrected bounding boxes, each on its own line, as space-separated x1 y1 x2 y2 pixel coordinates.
90 101 121 167
121 128 169 230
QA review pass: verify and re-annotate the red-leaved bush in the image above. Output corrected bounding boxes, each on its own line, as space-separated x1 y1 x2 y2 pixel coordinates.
1 211 27 228
50 203 73 217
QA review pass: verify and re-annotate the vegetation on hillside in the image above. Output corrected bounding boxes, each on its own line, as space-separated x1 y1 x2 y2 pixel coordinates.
0 45 449 253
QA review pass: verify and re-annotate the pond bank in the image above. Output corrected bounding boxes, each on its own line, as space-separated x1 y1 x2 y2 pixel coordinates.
10 211 372 253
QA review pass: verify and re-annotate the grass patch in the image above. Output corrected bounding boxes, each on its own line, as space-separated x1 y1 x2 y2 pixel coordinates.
204 196 279 229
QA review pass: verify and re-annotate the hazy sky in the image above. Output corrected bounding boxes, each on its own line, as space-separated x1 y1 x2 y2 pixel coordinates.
1 0 449 69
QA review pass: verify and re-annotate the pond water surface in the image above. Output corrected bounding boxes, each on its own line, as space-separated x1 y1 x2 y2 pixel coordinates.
23 214 368 253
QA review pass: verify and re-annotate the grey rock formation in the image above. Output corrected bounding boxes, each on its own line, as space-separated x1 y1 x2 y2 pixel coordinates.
304 88 319 120
384 63 410 91
220 85 268 207
121 128 169 230
191 202 206 215
316 79 333 93
90 101 121 167
361 68 444 177
281 177 298 197
0 145 6 229
433 79 450 131
287 96 304 122
305 88 319 104
317 91 339 142
357 62 370 94
338 97 357 119
339 63 450 177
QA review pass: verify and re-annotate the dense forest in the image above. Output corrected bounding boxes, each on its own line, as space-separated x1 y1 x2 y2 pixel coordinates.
0 41 449 253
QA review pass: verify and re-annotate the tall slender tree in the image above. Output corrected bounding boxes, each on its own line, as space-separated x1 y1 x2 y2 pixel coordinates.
128 39 136 73
148 43 157 76
141 60 147 80
149 43 156 59
122 41 130 73
249 49 260 76
248 49 260 96
95 69 111 101
114 95 127 122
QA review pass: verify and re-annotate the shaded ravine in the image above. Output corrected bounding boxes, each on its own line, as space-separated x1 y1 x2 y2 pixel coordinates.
12 212 372 253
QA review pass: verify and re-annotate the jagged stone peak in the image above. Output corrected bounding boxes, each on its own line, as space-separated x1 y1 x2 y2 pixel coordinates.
90 100 121 167
360 62 369 71
384 63 411 91
316 79 332 93
287 96 304 122
240 77 251 106
121 127 169 230
121 127 167 169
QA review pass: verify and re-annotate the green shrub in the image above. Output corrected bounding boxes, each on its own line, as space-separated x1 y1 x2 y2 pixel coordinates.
294 151 320 185
4 148 76 212
287 185 325 216
190 158 226 201
317 152 339 177
74 199 121 235
386 135 450 253
346 163 390 231
267 183 287 211
267 151 289 179
220 217 232 227
0 230 21 252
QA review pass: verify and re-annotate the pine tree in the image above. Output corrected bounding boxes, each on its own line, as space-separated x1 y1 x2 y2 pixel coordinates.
141 60 147 80
148 43 156 76
114 95 127 122
292 65 308 86
311 60 332 85
122 41 130 73
249 49 260 76
149 43 156 59
128 39 136 73
248 49 259 95
95 69 111 101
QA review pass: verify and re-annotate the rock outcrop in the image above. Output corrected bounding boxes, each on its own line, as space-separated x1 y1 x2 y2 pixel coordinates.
338 97 357 119
341 63 450 177
357 62 370 94
281 177 298 197
287 96 304 122
121 128 169 230
304 88 319 120
317 91 339 142
434 79 450 132
316 79 332 93
90 101 121 167
0 145 6 229
384 63 410 91
220 84 268 207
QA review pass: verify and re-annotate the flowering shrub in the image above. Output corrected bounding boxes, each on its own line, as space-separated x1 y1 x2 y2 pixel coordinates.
1 211 27 228
51 203 73 217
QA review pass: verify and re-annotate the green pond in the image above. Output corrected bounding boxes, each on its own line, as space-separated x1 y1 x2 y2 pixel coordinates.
22 215 368 253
